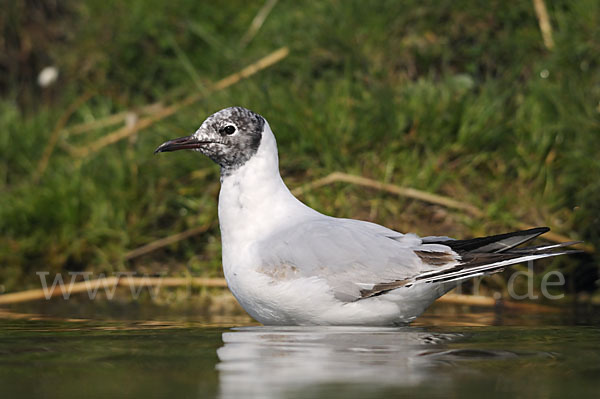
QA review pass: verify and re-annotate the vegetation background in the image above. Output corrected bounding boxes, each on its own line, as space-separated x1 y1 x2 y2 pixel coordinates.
1 0 598 302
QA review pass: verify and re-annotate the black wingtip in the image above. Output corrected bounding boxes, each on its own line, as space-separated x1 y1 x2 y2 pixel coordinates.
525 226 550 234
429 227 552 253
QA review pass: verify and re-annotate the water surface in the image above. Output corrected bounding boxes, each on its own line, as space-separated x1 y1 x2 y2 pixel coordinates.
0 308 599 398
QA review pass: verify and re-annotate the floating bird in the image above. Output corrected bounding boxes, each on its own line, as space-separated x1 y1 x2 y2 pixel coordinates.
155 106 578 325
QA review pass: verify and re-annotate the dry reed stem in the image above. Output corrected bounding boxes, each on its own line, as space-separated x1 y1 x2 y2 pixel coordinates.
34 91 93 181
0 276 558 312
0 276 118 305
63 103 165 137
69 47 289 158
436 293 559 313
532 0 555 49
292 172 484 216
124 223 212 260
122 276 227 288
240 0 279 47
0 276 227 305
436 293 496 307
292 172 593 253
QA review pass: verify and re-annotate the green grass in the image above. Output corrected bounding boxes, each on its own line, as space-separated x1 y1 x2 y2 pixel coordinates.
0 0 599 296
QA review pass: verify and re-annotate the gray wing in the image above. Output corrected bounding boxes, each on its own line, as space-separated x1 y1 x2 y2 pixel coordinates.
255 217 458 301
256 222 576 302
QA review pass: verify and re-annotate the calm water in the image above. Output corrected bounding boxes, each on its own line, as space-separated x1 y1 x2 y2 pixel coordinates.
0 308 599 398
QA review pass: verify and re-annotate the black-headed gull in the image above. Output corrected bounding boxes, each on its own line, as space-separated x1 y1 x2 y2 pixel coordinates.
155 106 577 325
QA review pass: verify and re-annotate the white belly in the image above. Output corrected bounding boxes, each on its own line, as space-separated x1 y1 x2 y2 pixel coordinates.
223 255 442 326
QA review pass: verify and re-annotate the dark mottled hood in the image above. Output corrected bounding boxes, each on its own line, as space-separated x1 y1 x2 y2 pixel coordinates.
155 106 265 174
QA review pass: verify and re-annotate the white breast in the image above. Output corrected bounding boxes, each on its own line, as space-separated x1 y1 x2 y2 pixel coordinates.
215 122 444 326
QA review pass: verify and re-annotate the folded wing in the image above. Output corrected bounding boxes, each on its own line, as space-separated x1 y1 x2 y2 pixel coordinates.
257 220 578 302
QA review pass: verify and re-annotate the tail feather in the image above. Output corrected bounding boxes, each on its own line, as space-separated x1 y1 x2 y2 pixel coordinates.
415 250 578 285
413 228 581 286
509 241 582 253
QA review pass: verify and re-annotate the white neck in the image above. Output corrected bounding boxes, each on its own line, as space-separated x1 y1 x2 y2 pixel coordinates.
217 123 319 249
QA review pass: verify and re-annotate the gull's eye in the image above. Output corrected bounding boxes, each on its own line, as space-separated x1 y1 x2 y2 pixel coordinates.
220 125 236 135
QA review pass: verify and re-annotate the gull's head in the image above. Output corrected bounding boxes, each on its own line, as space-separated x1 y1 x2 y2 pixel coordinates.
154 106 266 172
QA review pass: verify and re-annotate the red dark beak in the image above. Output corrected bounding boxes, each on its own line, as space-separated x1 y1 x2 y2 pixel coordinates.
154 135 210 154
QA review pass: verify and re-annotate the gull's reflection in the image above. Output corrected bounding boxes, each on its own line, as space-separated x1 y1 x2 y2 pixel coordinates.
216 326 462 398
